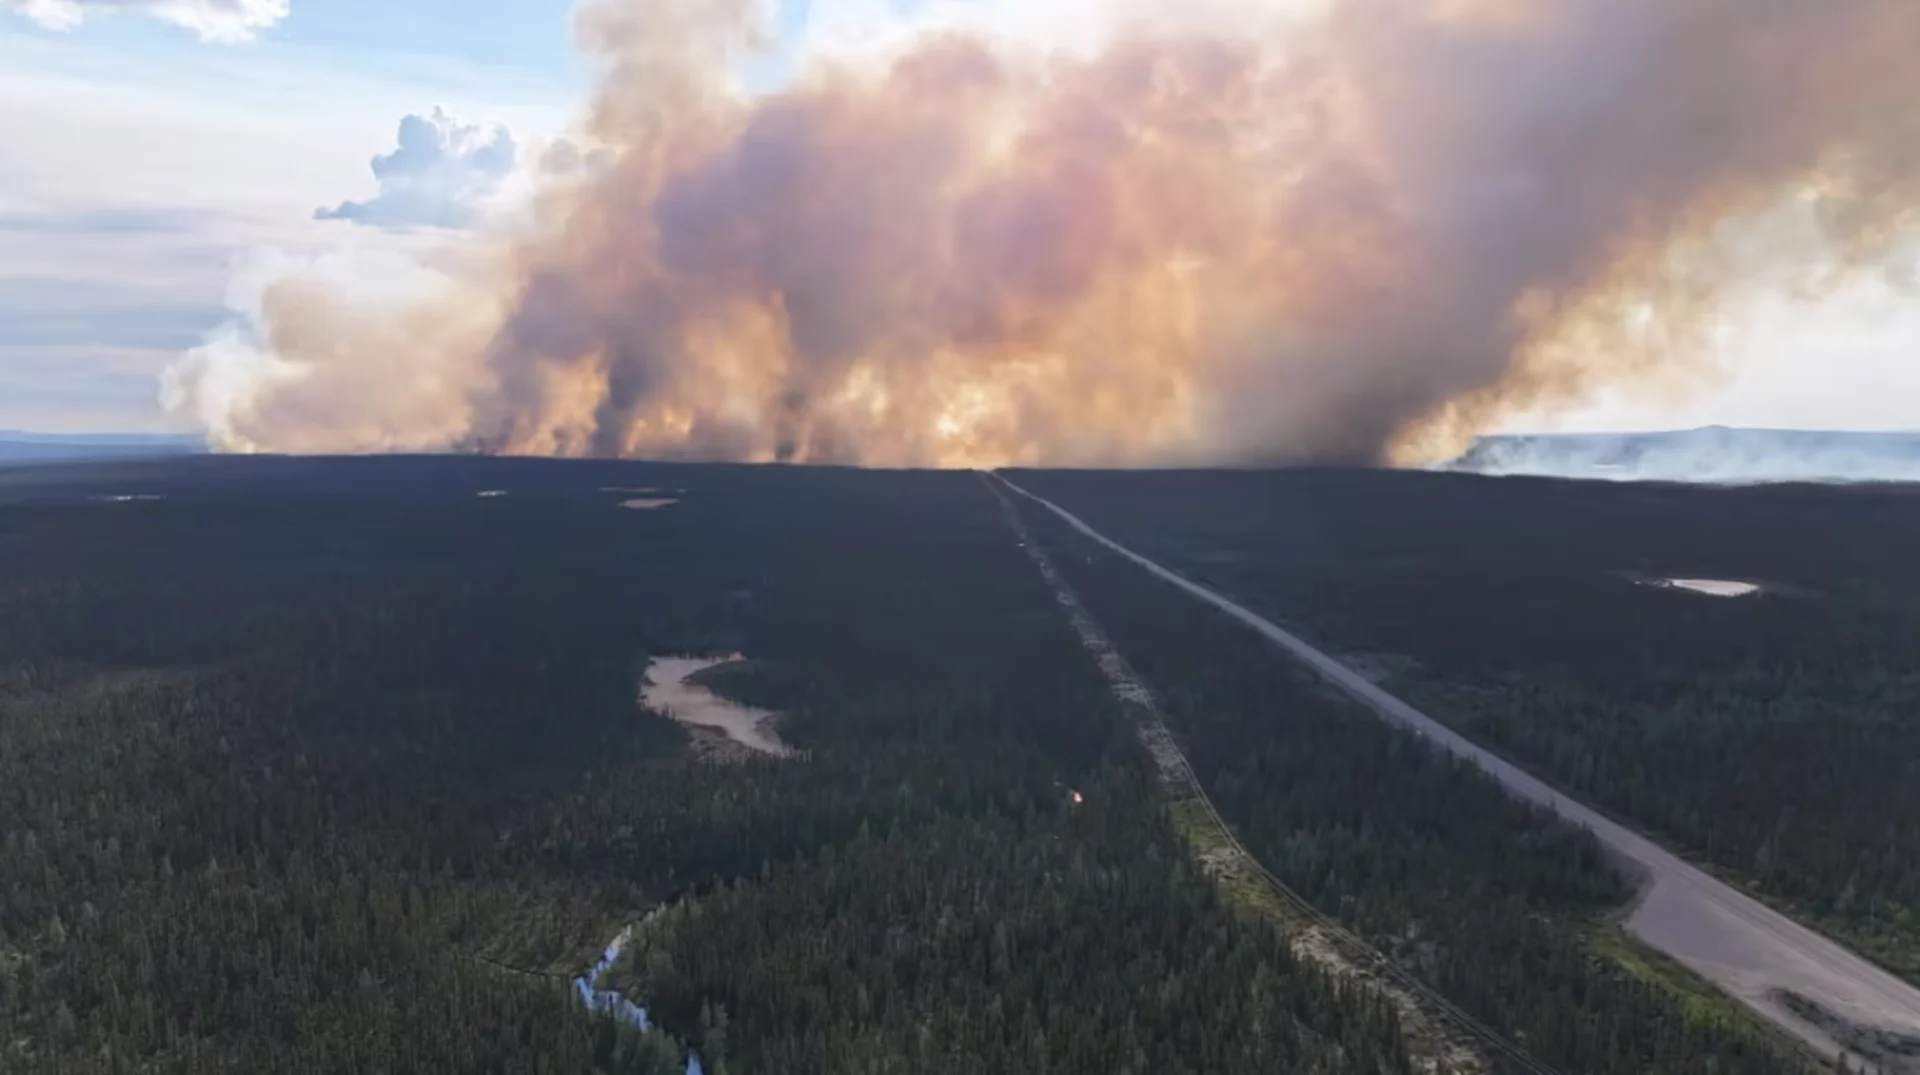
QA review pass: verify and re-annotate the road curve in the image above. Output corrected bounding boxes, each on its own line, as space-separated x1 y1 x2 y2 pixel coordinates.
993 472 1920 1062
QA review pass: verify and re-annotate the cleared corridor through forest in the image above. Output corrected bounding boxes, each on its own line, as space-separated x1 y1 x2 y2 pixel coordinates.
990 472 1920 1067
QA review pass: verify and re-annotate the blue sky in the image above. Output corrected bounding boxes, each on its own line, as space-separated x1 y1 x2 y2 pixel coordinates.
0 0 825 433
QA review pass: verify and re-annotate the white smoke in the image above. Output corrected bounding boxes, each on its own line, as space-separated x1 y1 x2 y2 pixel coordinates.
159 0 1920 469
1444 428 1920 485
160 242 494 453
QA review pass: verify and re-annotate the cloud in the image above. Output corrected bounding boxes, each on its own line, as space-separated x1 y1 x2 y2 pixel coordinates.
4 0 290 42
0 8 577 414
0 344 199 433
0 205 215 235
0 22 570 435
314 108 520 231
0 296 225 349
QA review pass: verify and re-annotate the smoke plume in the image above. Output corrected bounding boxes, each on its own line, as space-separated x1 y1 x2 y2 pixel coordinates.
163 0 1920 468
1444 428 1920 485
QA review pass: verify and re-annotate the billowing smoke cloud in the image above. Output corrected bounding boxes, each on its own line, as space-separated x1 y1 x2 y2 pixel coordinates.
316 109 521 231
6 0 288 42
163 0 1920 468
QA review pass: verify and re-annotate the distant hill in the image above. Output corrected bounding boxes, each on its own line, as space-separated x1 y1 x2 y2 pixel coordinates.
0 431 205 463
1441 427 1920 484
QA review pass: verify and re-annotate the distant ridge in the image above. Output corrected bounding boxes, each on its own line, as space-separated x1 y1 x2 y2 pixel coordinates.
1442 426 1920 484
0 431 205 463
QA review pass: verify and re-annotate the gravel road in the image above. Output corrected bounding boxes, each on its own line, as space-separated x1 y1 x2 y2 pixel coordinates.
994 473 1920 1064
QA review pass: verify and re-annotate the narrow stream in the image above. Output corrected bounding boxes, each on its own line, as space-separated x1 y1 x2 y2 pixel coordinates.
566 659 779 1070
574 925 705 1075
573 926 650 1029
567 655 779 1070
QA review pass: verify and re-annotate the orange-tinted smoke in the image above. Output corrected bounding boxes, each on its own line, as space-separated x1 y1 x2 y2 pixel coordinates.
170 0 1920 467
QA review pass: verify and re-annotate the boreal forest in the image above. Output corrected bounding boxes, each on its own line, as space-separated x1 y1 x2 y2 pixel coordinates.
1013 468 1920 992
1 455 1893 1074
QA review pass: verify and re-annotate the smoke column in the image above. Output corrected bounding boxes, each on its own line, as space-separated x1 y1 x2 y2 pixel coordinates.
163 0 1920 468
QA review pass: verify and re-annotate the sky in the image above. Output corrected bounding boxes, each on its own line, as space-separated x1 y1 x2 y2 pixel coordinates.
0 0 996 434
2 0 1916 439
0 0 590 432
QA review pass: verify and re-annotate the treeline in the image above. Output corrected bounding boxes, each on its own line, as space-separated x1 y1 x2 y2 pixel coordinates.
1013 488 1807 1075
1014 467 1920 983
0 457 1414 1073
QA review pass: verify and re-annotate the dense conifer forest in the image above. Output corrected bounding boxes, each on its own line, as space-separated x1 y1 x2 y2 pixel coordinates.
2 456 1861 1072
1 457 1417 1074
1011 491 1819 1074
1012 467 1920 985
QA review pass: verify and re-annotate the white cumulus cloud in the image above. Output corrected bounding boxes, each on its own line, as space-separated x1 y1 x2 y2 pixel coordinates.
5 0 290 42
315 107 519 231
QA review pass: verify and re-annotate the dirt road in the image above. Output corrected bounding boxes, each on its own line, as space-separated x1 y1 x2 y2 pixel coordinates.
993 473 1920 1064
